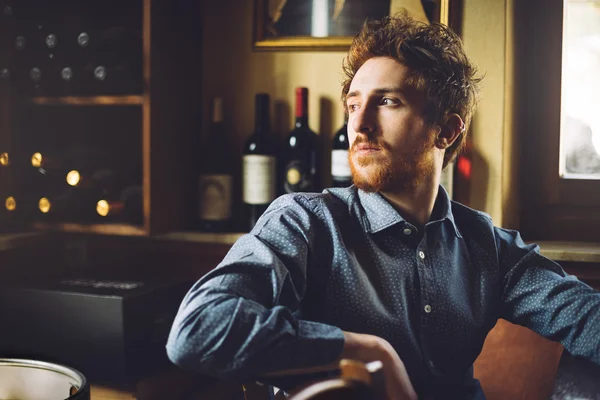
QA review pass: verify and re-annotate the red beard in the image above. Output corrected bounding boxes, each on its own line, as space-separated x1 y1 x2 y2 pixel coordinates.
349 136 435 192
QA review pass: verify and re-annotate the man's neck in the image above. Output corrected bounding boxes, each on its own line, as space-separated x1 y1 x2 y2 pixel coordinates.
380 177 439 232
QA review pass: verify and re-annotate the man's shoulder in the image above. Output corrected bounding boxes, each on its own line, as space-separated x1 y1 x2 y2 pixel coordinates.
451 200 493 222
450 200 496 236
267 187 356 216
252 188 357 239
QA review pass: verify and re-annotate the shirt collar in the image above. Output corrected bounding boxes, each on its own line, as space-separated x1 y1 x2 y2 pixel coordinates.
357 185 462 238
431 185 462 238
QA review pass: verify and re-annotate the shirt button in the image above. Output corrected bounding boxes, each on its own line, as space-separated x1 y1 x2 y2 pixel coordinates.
403 228 412 235
419 251 425 259
424 305 432 313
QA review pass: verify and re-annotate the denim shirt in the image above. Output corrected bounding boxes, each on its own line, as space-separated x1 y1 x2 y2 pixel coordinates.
167 186 600 398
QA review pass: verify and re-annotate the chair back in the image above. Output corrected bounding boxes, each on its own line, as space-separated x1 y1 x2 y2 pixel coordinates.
550 350 600 399
287 359 385 400
243 359 385 400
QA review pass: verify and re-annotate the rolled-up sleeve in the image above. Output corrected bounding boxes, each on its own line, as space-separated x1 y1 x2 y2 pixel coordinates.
496 227 600 364
166 195 345 381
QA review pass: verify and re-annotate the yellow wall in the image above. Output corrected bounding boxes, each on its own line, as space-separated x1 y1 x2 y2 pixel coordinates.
201 0 516 226
461 0 518 228
461 0 513 226
201 1 348 188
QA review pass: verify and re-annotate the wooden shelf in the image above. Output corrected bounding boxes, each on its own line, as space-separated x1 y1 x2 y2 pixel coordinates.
29 95 144 106
2 0 201 237
536 241 600 263
155 231 245 245
0 232 47 251
33 222 147 236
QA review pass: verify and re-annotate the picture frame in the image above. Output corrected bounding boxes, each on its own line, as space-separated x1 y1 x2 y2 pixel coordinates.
253 0 451 51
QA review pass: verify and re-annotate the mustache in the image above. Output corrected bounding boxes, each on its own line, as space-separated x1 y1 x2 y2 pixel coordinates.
350 136 392 152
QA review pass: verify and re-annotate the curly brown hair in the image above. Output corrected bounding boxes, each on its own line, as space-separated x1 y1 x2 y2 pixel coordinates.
342 14 482 168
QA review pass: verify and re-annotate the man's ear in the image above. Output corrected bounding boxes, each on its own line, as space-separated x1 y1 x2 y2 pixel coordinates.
435 113 465 149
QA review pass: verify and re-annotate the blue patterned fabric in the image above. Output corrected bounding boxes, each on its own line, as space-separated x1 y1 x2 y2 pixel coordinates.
167 185 600 399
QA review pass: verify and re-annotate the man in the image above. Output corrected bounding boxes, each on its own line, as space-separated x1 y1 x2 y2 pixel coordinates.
167 15 600 399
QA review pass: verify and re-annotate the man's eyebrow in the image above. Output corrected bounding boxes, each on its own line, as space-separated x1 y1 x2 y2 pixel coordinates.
345 87 406 102
373 87 405 95
345 90 360 101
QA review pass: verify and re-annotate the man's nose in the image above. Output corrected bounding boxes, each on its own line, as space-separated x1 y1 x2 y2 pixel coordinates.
351 104 376 137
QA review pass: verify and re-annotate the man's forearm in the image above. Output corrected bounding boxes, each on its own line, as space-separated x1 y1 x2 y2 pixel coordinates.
166 292 345 380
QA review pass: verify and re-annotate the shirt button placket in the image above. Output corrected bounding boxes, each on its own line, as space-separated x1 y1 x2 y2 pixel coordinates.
418 249 433 316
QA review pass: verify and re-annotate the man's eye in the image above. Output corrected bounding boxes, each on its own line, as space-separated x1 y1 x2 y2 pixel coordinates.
347 104 359 113
381 98 398 106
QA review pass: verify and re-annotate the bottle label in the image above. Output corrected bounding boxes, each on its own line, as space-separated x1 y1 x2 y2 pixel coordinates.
331 149 352 179
284 160 314 193
198 174 232 220
243 155 276 205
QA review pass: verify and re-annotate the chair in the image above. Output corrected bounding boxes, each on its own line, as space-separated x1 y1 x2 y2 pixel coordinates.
288 359 385 400
242 359 386 400
473 319 564 400
549 350 600 399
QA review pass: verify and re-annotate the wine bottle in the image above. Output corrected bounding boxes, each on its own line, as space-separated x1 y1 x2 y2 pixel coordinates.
14 5 49 96
3 193 37 225
65 168 118 196
87 26 143 95
36 189 98 222
46 35 77 96
14 35 44 94
75 31 93 95
0 194 20 230
11 1 35 87
4 195 16 212
58 65 76 94
29 66 43 93
38 1 63 91
0 68 9 90
0 5 13 55
31 151 62 171
243 93 277 230
1 152 11 191
37 192 70 220
0 152 9 167
198 97 233 232
77 31 91 54
0 153 11 219
283 87 319 193
2 4 12 18
14 35 27 52
27 152 66 195
331 121 352 187
95 185 143 224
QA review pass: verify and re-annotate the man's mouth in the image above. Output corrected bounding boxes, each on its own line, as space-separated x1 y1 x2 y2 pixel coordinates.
354 143 381 154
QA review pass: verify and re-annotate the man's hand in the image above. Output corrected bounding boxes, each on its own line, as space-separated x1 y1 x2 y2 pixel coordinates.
342 331 418 400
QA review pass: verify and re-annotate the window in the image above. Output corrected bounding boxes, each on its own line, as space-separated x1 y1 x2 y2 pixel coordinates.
517 0 600 242
560 0 600 179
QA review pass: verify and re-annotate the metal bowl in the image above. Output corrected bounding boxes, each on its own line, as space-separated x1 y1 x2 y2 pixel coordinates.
0 358 89 400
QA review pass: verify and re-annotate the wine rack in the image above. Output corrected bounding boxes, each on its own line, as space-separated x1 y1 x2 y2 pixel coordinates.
30 95 144 106
0 0 202 236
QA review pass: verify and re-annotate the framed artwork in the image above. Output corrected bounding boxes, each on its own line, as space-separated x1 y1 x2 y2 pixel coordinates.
253 0 450 51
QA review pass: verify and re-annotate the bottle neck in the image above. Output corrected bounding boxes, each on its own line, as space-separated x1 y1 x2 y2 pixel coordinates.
255 119 269 135
295 115 308 129
295 88 309 129
254 95 270 135
212 97 224 124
